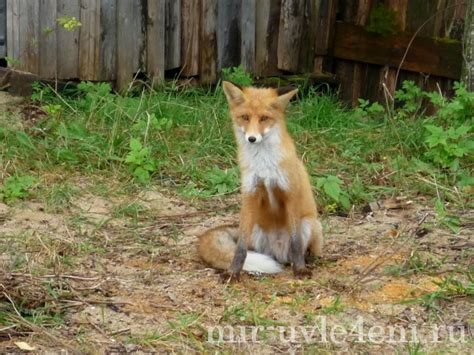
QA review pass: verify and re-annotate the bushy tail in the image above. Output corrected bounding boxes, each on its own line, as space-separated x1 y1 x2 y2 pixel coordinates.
198 226 282 274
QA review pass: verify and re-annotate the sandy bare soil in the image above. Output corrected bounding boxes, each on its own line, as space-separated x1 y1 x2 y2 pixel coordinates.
0 187 472 353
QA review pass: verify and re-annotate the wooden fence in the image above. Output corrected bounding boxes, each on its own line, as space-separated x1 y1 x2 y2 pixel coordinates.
4 0 468 104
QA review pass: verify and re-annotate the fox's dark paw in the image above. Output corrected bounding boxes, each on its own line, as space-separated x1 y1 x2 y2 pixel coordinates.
220 271 241 283
293 267 313 279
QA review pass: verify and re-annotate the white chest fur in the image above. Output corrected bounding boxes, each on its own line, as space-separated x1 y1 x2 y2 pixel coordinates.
236 126 289 201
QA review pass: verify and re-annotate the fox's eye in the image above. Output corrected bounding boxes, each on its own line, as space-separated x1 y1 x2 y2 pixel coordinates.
241 115 250 121
260 115 269 122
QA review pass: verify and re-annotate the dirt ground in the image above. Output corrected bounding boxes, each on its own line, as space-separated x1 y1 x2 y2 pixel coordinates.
0 92 472 353
0 187 472 353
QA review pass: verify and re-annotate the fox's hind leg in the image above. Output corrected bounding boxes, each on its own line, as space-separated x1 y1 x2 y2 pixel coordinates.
310 219 324 257
301 217 323 258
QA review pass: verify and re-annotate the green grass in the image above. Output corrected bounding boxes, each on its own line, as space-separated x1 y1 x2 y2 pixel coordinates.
0 79 472 215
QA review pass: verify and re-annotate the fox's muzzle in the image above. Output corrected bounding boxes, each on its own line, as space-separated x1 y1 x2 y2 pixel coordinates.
245 133 262 144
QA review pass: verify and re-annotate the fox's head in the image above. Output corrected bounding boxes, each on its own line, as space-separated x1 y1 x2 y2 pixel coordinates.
222 81 298 144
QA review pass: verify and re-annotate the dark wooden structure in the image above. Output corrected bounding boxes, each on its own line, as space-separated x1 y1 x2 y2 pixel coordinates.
3 0 469 104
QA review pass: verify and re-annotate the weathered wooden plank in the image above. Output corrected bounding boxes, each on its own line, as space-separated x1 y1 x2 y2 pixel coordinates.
18 0 39 74
333 22 462 79
181 0 200 76
464 0 473 90
200 0 217 84
255 0 281 77
382 0 408 99
6 0 20 66
387 0 408 31
57 0 80 79
0 0 6 58
165 0 180 70
116 0 144 91
39 0 57 79
147 0 166 85
100 0 116 81
241 0 255 74
406 0 437 37
79 0 100 80
217 0 241 70
313 0 338 73
277 0 304 72
333 0 372 105
298 0 317 73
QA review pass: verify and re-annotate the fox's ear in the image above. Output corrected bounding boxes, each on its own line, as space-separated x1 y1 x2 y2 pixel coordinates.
276 86 298 109
223 81 245 105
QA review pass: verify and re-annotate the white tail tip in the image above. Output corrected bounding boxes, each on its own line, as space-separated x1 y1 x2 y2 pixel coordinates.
243 251 283 274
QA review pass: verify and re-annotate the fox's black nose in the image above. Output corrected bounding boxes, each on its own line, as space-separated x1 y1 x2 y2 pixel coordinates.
248 136 257 143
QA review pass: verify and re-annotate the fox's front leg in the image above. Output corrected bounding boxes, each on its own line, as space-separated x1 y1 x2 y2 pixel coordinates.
226 237 247 281
290 227 312 278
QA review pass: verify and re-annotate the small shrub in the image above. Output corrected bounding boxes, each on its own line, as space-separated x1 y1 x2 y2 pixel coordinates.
0 175 36 203
354 98 385 119
316 175 350 211
125 138 157 184
221 65 253 87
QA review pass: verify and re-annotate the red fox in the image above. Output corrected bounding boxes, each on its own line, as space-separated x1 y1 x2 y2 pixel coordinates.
198 81 323 278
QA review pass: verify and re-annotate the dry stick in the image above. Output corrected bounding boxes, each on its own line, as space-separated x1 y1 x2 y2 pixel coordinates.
8 272 100 281
394 2 468 92
349 212 431 293
142 208 235 222
2 292 74 351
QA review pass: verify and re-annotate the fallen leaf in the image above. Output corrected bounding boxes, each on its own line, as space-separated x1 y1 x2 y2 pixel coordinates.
14 342 36 351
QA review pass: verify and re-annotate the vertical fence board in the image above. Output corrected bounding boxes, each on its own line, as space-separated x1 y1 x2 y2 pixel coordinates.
181 0 200 76
147 0 166 85
7 0 20 65
313 0 338 73
0 0 6 58
217 0 241 70
39 0 57 79
165 0 180 70
117 0 144 91
255 0 281 77
19 0 39 74
200 0 217 84
298 0 317 73
79 0 100 80
277 0 304 72
406 0 437 37
381 0 408 100
334 0 373 105
100 0 116 81
57 0 80 79
241 0 255 73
